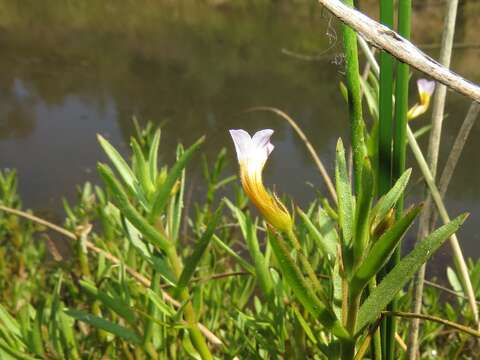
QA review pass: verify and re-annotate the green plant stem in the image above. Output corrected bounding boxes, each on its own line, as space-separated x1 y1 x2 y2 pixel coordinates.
378 0 394 197
369 279 382 360
379 0 395 357
166 246 212 360
347 295 360 335
391 1 412 359
143 271 161 346
286 229 327 302
393 0 411 216
341 0 365 195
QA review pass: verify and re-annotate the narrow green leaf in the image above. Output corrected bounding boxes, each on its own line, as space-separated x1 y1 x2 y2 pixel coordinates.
297 208 336 257
151 256 177 287
0 339 38 360
170 144 186 242
350 205 422 296
58 308 79 359
412 125 432 140
245 216 273 297
212 234 255 274
79 280 137 326
335 139 354 245
371 168 412 229
226 198 273 295
213 175 237 191
131 138 154 196
317 208 339 247
353 158 374 266
97 164 171 251
30 310 44 357
292 307 317 344
146 289 176 317
149 136 204 222
65 309 142 345
0 305 21 338
268 231 350 340
97 135 136 194
447 267 464 301
123 217 152 260
148 129 161 183
357 213 468 332
176 205 223 293
224 198 247 237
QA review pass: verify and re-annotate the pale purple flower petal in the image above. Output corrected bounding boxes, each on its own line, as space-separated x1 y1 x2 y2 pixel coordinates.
229 129 252 162
229 128 275 174
252 129 274 149
266 143 274 157
417 79 436 96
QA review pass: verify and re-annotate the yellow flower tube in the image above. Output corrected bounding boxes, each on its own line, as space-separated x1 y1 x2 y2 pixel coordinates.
229 129 293 233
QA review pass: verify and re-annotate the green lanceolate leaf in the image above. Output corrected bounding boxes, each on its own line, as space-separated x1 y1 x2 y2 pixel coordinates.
317 208 339 246
212 234 255 274
169 144 186 243
335 139 354 245
97 164 171 252
79 280 137 326
371 168 412 230
65 309 142 345
0 339 38 360
146 289 176 317
0 305 21 339
58 308 80 359
149 136 204 222
131 138 155 197
297 208 336 257
225 198 273 296
267 231 350 340
356 213 468 332
244 216 273 297
148 129 161 183
224 198 247 237
352 158 374 267
350 205 422 296
175 205 223 295
292 307 317 344
97 135 136 195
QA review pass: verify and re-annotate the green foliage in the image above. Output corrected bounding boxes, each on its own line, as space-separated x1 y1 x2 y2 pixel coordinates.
357 213 467 332
0 122 475 359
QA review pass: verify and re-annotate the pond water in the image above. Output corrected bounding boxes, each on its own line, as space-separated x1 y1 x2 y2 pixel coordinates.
0 1 479 271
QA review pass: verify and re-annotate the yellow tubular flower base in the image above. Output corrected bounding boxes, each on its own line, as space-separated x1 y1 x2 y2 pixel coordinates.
240 163 292 233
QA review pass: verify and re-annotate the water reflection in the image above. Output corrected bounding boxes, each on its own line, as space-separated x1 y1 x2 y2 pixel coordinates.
0 1 479 262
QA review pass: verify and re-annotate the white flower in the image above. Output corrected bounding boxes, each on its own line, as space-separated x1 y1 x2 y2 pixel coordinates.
408 79 436 120
229 129 274 175
229 129 292 232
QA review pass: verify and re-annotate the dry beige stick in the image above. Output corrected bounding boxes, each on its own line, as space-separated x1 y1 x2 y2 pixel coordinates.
383 311 480 338
0 205 223 346
395 333 408 352
316 0 480 102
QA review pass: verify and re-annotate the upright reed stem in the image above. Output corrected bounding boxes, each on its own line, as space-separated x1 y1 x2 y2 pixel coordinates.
390 1 412 359
341 0 365 196
378 0 395 358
